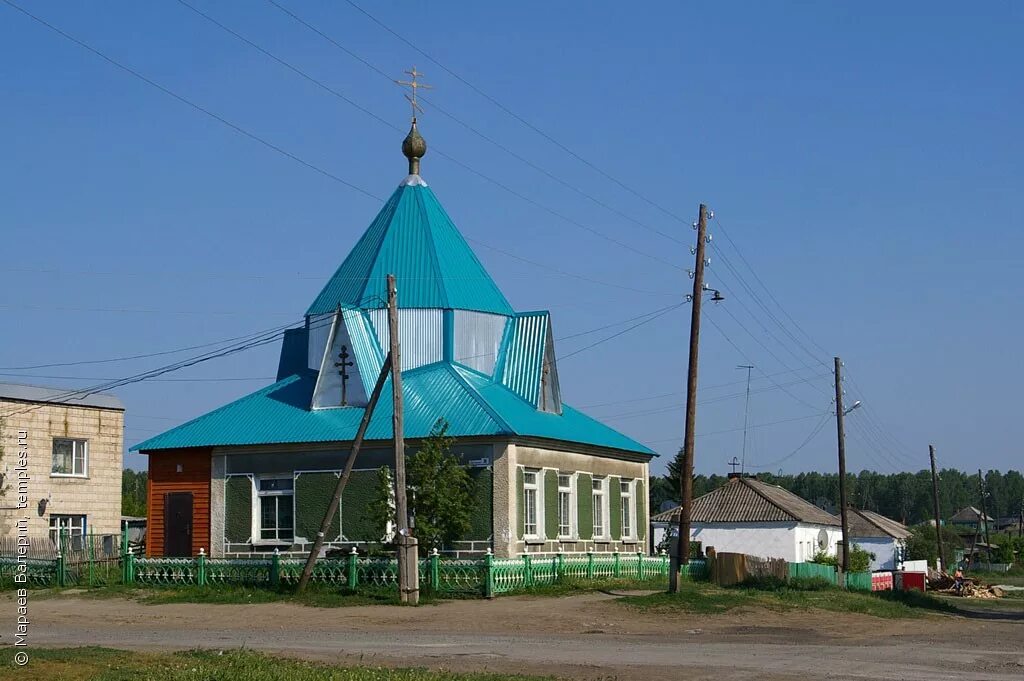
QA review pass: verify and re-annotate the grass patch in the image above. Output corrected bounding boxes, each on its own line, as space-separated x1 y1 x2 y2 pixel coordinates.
27 584 442 608
620 579 961 619
967 568 1024 587
0 647 552 680
503 576 667 597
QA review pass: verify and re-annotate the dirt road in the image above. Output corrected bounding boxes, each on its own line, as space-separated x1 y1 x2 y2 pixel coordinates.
15 592 1024 680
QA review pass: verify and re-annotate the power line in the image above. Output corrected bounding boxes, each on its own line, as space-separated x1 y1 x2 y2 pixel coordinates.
643 412 826 443
265 0 685 248
580 373 831 417
700 307 825 413
557 303 684 362
6 0 688 301
575 367 832 409
0 373 276 383
0 318 305 370
746 410 833 470
171 0 681 271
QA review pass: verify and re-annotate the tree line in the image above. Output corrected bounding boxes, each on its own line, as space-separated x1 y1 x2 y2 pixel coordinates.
651 456 1024 525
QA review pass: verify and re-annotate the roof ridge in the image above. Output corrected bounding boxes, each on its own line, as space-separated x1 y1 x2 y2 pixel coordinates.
739 477 799 522
414 185 448 308
447 364 514 434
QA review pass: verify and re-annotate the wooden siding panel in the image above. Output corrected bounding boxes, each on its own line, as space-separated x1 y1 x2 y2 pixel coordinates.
146 448 211 557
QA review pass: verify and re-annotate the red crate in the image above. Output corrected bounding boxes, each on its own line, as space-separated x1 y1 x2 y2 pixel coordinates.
900 571 927 592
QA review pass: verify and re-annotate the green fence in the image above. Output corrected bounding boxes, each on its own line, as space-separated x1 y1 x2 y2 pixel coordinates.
788 561 838 583
0 531 124 588
786 562 872 591
842 571 872 591
124 549 672 597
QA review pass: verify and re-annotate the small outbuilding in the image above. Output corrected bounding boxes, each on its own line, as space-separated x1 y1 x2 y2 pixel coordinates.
651 474 841 562
847 508 911 571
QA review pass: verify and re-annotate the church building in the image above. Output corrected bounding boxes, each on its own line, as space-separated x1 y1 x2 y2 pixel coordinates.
135 117 655 559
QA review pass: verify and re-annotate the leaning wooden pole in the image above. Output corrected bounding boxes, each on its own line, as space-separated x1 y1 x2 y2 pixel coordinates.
296 353 393 594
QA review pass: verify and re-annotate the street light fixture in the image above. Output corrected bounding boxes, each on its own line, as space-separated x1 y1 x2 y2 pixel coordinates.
843 400 862 416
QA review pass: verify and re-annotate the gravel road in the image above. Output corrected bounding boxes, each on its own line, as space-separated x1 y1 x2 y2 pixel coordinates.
12 592 1024 680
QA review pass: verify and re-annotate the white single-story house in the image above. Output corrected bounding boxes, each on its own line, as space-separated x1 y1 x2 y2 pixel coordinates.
847 508 911 571
651 475 842 563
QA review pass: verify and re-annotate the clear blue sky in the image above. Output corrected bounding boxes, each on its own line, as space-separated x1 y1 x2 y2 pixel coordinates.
2 1 1020 475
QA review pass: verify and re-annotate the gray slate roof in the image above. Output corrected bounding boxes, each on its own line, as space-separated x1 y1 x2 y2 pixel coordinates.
651 477 839 526
949 506 994 523
0 382 123 411
847 508 911 539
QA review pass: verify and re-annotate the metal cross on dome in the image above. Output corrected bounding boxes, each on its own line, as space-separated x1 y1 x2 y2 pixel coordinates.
395 66 433 119
335 345 354 406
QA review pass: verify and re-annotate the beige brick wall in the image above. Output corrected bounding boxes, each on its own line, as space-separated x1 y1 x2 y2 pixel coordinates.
495 442 650 558
0 398 124 539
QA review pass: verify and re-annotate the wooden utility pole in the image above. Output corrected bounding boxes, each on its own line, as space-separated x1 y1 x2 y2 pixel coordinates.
834 356 850 576
1018 498 1023 539
387 274 417 604
297 353 393 593
978 469 992 557
928 444 943 570
670 203 708 594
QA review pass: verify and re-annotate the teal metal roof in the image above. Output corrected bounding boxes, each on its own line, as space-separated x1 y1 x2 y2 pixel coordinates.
133 363 654 457
306 180 513 315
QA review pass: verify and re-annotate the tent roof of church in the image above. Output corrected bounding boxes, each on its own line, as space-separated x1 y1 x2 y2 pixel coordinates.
306 177 514 315
131 363 654 458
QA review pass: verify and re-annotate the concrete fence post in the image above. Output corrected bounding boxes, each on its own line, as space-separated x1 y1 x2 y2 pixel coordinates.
348 546 359 590
270 548 281 589
613 549 621 578
586 549 594 580
483 548 494 598
430 547 440 591
197 548 207 587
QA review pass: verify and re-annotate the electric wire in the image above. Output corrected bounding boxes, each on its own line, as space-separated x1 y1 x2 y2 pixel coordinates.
170 0 681 271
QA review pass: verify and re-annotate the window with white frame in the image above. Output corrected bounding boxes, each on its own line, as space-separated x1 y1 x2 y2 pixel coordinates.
52 438 88 477
257 477 294 542
620 479 634 538
592 477 606 538
49 514 86 543
557 473 573 538
523 470 540 537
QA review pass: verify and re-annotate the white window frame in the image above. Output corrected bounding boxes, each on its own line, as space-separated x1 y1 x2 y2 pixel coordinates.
522 469 541 539
557 473 574 539
620 478 635 540
51 438 88 478
256 475 295 544
49 514 87 544
592 476 608 539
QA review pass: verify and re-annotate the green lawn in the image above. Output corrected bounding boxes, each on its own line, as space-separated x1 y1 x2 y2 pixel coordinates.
620 580 962 619
23 577 668 607
966 567 1024 587
0 648 552 681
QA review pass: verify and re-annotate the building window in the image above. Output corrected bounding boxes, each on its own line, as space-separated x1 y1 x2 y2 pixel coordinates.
620 479 633 538
592 477 606 538
557 473 573 538
49 514 86 544
258 477 294 542
52 438 88 477
523 470 540 537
